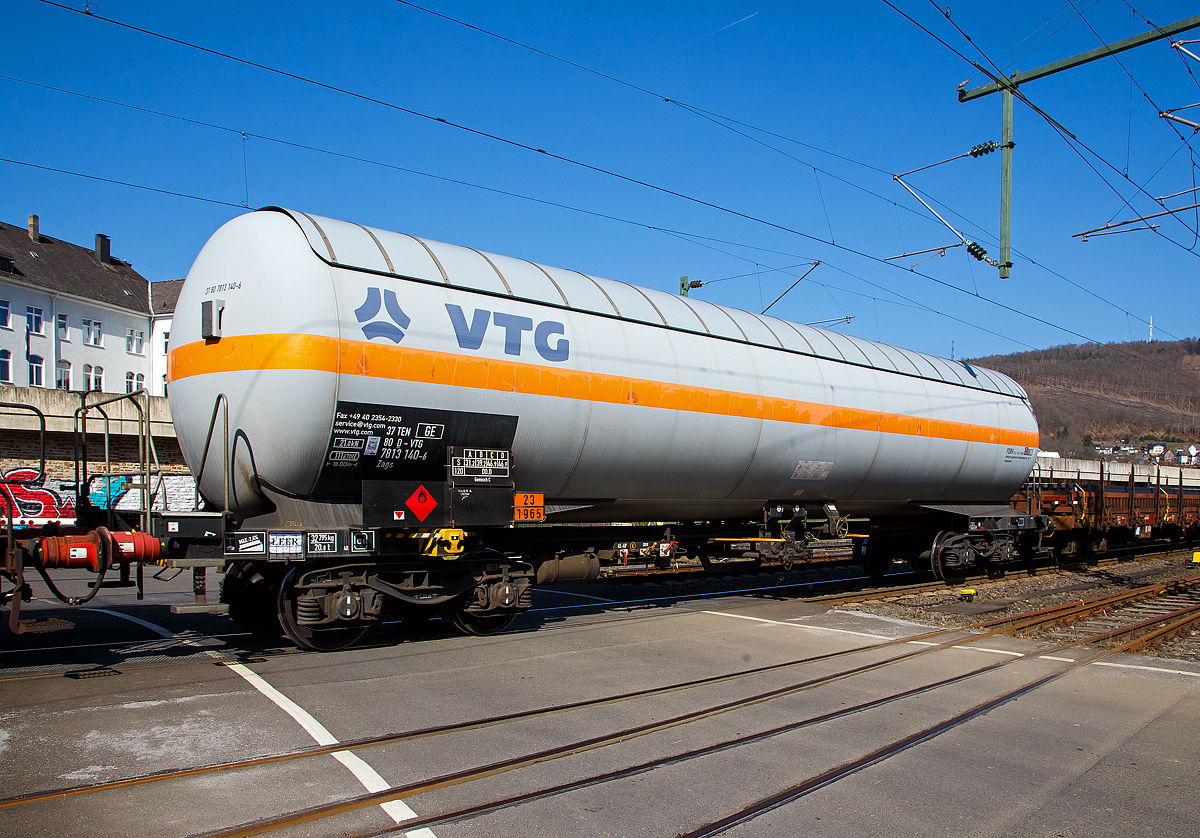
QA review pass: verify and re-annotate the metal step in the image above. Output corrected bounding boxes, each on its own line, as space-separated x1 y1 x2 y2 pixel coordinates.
170 603 229 615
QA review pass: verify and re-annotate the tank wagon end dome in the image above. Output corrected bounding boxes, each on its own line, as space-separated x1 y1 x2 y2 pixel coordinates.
169 210 343 514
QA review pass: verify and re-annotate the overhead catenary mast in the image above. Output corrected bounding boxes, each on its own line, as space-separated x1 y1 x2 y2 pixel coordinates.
956 13 1200 279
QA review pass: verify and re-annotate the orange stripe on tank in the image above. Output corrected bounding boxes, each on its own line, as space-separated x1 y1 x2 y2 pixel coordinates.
168 334 1040 449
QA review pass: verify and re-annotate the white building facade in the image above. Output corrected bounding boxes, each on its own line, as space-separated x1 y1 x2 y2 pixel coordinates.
0 215 180 396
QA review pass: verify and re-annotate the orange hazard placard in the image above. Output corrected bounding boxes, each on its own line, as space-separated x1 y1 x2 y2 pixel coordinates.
514 492 545 522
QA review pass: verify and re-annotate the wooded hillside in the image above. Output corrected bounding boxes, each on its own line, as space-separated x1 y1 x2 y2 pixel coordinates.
969 339 1200 456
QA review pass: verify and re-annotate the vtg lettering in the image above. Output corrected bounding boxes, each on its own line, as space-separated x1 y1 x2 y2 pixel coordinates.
445 304 569 362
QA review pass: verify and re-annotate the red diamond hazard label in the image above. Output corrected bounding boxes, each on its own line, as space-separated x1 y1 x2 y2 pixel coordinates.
405 485 439 522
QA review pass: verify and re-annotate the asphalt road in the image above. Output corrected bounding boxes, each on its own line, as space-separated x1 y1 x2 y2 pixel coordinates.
2 569 1199 838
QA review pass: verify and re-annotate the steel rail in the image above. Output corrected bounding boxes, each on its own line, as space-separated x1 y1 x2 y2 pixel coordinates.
4 564 1194 810
673 602 1200 838
0 546 1182 689
181 575 1200 838
192 583 1200 838
0 614 987 810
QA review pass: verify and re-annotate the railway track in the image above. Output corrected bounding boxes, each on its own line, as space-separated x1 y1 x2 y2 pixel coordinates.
0 545 1191 684
6 568 1198 838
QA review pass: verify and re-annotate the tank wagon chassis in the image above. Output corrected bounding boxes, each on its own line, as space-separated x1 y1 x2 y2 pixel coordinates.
3 399 1048 652
2 205 1060 651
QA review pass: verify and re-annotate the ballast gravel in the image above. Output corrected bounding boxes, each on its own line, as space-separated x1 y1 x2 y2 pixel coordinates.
839 552 1200 662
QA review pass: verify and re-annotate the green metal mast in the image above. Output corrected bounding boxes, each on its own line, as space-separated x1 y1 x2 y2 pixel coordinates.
956 13 1200 279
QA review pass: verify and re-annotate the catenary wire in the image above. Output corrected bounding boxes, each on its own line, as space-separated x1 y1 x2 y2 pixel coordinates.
0 157 244 208
935 1 1200 250
19 1 1142 347
900 174 1182 340
392 0 894 176
1068 0 1200 163
0 76 1021 349
30 0 1193 366
881 3 1200 380
1066 0 1200 247
392 0 1170 338
888 5 1200 273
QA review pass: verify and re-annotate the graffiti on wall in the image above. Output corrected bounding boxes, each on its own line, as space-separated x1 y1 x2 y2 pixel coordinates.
1 470 197 527
0 469 77 526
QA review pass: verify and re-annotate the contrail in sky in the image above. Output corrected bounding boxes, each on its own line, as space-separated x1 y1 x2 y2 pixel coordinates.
674 12 759 50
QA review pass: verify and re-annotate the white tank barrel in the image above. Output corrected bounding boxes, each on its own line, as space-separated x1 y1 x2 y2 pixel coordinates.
167 209 1039 521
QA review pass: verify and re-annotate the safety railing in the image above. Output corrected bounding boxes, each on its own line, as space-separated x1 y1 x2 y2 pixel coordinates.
73 389 167 535
193 393 230 516
0 402 47 575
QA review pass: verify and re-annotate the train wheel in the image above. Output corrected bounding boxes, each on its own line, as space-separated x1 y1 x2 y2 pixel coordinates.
277 564 369 652
438 597 517 636
221 561 284 636
929 533 949 581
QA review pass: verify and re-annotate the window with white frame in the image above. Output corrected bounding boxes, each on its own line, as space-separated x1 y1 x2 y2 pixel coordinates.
126 328 144 354
125 371 135 393
56 359 70 390
136 373 144 391
83 319 102 346
26 306 43 335
163 330 170 352
162 373 167 396
84 364 103 392
0 349 10 382
0 300 9 329
28 355 43 387
57 313 69 340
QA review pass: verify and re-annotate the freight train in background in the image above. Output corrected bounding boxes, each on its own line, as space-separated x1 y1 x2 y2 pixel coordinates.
3 207 1182 651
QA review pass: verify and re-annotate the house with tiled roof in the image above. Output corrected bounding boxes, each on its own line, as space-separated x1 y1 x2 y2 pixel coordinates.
0 214 179 396
0 214 187 484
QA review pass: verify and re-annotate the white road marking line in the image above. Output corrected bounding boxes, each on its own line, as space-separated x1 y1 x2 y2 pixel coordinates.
226 663 419 824
82 608 175 638
703 609 906 641
700 610 1073 662
538 589 615 602
84 608 431 833
1039 655 1076 663
1092 661 1200 677
701 611 795 627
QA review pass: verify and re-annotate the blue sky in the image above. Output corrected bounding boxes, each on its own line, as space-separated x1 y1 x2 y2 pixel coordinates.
4 0 1199 359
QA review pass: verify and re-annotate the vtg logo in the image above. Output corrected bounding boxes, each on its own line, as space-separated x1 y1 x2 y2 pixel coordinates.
356 287 410 343
445 304 569 362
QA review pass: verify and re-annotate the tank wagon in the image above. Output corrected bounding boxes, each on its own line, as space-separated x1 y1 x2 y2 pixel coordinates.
4 209 1046 649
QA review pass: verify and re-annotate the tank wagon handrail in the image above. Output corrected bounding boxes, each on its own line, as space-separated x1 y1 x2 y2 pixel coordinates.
73 389 162 534
262 207 1030 404
0 403 47 487
193 393 230 516
0 402 47 575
